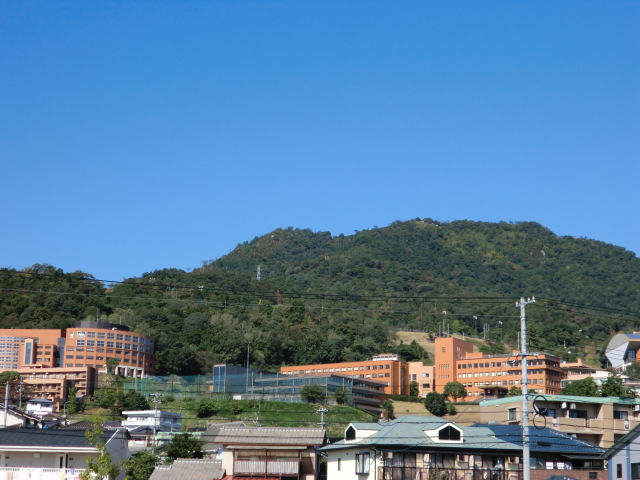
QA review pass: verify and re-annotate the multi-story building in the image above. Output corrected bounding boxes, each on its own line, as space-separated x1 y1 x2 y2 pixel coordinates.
407 362 435 397
433 336 566 398
455 350 565 398
64 321 155 377
481 394 640 449
0 329 63 370
279 353 409 396
0 321 156 378
433 336 474 393
17 365 98 410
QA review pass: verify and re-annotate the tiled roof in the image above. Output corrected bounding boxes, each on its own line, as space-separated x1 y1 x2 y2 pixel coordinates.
211 426 325 447
0 428 115 448
149 459 224 480
480 424 605 456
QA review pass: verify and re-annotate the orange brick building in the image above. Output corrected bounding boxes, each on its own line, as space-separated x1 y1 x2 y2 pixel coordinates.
279 354 409 395
434 336 475 392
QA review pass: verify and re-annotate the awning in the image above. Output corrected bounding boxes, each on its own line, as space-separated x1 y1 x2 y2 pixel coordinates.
225 445 307 450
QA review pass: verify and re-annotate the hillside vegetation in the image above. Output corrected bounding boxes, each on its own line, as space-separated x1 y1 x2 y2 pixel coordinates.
1 219 639 374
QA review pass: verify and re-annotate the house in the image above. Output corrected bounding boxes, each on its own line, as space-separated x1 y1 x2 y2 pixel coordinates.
319 415 605 480
121 410 182 432
480 394 640 448
24 398 54 416
602 422 640 480
207 426 326 480
149 458 225 480
0 406 47 429
0 427 129 480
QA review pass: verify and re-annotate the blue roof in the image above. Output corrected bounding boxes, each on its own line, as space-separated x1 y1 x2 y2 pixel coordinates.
479 424 605 456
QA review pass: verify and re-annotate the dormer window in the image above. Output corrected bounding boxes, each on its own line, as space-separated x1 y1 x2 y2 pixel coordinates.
438 426 461 441
425 423 464 443
345 426 356 441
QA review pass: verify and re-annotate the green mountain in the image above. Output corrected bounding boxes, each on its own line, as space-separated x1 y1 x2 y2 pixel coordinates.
1 219 639 375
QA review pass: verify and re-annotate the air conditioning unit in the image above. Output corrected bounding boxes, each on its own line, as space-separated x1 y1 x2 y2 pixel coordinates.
561 402 568 409
552 419 558 427
634 405 640 412
570 403 577 409
625 421 630 429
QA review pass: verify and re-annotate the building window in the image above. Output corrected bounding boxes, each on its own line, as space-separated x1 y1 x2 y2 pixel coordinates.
508 408 517 421
631 463 640 479
617 463 622 478
356 453 370 474
338 458 341 471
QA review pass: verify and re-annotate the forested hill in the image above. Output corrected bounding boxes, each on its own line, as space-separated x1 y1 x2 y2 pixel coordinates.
1 219 639 376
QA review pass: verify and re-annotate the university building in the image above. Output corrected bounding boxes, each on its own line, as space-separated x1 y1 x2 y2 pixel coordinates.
279 353 409 395
434 336 566 398
0 321 156 411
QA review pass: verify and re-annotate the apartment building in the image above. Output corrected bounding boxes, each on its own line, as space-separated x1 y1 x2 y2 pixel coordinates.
481 394 640 449
279 353 409 395
0 329 64 370
17 365 98 410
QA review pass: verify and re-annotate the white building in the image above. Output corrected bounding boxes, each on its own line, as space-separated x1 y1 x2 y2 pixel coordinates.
121 410 182 432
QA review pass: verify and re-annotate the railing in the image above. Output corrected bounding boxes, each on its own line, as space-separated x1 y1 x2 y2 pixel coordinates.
234 460 300 476
0 467 86 479
380 466 606 480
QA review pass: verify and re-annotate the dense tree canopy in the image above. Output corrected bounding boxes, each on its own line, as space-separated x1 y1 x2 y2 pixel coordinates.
2 219 640 375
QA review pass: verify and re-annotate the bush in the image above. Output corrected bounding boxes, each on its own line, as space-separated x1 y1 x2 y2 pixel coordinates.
196 399 219 418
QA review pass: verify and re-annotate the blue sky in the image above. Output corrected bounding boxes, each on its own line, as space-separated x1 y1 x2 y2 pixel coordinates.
1 1 638 282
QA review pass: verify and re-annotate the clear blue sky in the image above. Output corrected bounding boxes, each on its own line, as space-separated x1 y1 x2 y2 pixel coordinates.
1 1 638 282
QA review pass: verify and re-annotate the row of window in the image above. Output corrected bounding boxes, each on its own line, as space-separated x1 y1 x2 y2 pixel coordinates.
458 359 559 369
285 364 392 375
71 331 152 344
458 369 551 379
73 340 150 351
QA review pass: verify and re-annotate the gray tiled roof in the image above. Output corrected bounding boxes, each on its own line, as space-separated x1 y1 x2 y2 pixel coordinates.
0 428 115 448
211 426 325 447
149 459 224 480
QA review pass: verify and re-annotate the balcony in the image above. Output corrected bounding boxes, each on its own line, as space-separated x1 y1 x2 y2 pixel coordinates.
379 466 605 480
0 467 85 477
234 460 300 476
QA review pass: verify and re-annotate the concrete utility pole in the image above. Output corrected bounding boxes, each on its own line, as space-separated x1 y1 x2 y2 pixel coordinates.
516 297 535 480
317 407 328 429
149 393 162 454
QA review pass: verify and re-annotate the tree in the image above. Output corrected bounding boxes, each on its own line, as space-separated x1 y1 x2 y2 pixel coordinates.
162 434 203 461
561 377 599 397
122 451 158 480
300 384 326 404
601 371 636 398
424 392 447 417
381 400 395 420
410 381 419 397
442 381 467 401
625 362 640 379
122 391 151 410
507 386 522 396
79 417 120 480
106 358 119 375
334 388 348 406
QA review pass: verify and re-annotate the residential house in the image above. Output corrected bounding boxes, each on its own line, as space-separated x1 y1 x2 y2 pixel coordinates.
0 427 129 480
0 407 47 429
480 394 640 448
320 415 605 480
602 422 640 480
207 426 326 480
149 458 225 480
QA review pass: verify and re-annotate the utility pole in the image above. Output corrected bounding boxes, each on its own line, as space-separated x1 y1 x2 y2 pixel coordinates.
317 407 328 429
516 297 535 480
149 393 162 455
